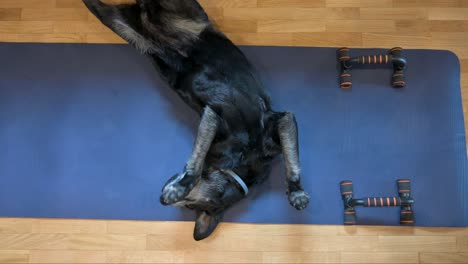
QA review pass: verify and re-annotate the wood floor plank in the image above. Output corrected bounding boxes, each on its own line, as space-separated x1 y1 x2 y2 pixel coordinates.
420 253 468 263
340 252 419 264
414 227 468 236
393 0 467 8
21 8 89 21
431 32 468 46
430 20 468 32
0 219 35 234
0 33 17 41
0 234 69 250
458 236 468 252
183 250 263 263
106 250 184 264
53 21 111 33
263 252 340 263
108 221 193 235
362 32 432 47
15 33 85 43
146 234 224 251
376 236 458 252
224 8 326 20
0 21 54 34
293 32 363 46
0 250 29 264
224 235 378 252
55 0 87 8
68 234 146 250
428 8 468 20
258 20 326 33
326 7 360 19
0 0 56 8
218 223 339 236
33 219 107 234
226 32 293 46
0 8 21 21
326 20 396 32
218 19 258 33
325 0 392 8
395 20 430 33
462 59 468 72
337 226 416 236
258 0 326 8
360 8 428 20
30 250 107 263
199 0 258 8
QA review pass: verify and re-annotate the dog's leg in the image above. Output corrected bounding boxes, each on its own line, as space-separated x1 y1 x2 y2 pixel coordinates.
160 106 219 205
278 112 309 210
185 107 219 177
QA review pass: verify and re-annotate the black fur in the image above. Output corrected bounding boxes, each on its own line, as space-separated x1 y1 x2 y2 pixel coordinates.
83 0 309 241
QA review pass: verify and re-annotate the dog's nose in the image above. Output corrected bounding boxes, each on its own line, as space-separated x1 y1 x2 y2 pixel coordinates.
160 195 169 206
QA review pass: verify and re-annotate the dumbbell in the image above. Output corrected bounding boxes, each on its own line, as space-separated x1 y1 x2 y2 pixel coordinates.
340 179 415 225
337 47 407 89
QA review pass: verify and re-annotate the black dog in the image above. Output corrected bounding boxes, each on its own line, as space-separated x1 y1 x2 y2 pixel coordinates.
83 0 309 240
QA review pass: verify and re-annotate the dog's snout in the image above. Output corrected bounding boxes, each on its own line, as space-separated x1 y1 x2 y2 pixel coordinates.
160 195 169 206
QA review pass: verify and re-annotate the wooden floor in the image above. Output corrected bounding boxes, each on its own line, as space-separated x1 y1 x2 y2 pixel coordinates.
1 0 468 263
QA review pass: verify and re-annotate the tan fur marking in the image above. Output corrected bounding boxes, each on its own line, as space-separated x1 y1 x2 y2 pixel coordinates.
171 18 208 37
112 19 156 53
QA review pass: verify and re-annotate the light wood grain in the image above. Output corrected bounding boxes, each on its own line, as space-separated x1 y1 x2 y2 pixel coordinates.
0 1 468 263
360 8 428 20
393 0 468 8
340 252 419 264
0 250 29 264
0 219 35 234
0 9 22 21
263 252 340 263
21 8 88 21
420 253 468 264
68 234 147 250
32 219 107 234
30 250 107 264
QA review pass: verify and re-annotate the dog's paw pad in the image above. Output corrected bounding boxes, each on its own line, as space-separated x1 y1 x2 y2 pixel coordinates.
160 173 195 206
288 190 309 210
160 183 192 205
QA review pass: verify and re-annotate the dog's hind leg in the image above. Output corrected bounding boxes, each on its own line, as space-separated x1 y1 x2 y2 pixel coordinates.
278 113 310 210
160 106 219 205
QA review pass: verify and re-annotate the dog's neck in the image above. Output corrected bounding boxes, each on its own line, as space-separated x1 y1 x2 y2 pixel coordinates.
222 169 249 196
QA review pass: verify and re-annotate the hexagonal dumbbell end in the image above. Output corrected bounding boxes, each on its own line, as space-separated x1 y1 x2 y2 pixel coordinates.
340 181 357 224
390 47 407 88
338 48 352 89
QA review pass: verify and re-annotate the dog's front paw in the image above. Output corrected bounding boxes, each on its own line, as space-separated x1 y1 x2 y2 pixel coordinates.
288 190 309 210
160 172 195 206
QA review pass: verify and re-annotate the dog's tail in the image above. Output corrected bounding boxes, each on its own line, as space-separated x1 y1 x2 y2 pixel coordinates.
83 0 211 67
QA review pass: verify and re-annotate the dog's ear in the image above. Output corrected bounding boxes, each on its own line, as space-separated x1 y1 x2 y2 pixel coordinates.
82 0 155 53
193 210 222 241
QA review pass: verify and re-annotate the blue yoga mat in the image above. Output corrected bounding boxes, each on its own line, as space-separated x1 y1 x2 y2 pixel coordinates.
0 42 466 227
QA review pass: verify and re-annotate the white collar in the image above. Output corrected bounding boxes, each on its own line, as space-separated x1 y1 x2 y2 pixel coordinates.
222 169 249 196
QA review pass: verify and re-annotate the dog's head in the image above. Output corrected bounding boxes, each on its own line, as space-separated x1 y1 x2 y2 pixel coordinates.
162 170 246 241
82 0 209 58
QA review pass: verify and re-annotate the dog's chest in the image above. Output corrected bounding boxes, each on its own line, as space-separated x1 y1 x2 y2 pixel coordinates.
207 132 280 170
